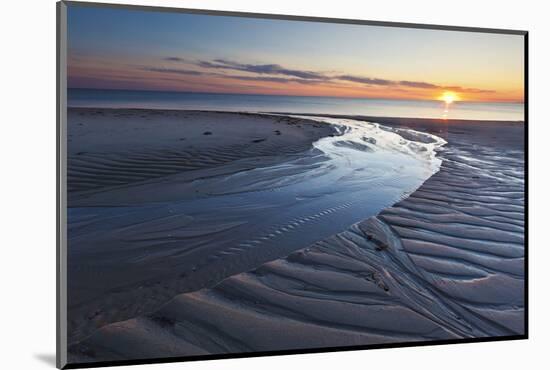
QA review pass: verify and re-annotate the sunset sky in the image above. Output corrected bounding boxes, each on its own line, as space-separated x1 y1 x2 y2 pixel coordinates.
67 4 525 103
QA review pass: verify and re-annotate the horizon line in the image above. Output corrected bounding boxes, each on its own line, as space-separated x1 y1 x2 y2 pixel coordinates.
67 87 525 104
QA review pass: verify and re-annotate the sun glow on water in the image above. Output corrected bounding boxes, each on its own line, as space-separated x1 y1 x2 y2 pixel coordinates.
438 91 460 119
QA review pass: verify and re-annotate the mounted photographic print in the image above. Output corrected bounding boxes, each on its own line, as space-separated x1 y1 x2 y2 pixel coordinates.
56 1 527 368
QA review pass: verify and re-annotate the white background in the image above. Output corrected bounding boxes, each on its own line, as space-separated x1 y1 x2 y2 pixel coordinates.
1 0 547 368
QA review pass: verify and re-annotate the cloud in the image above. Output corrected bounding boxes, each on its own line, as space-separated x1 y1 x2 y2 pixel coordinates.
157 57 495 94
197 59 329 80
442 85 496 94
341 74 495 94
399 80 439 89
142 65 320 85
163 57 187 62
337 75 394 86
228 75 322 84
142 67 204 75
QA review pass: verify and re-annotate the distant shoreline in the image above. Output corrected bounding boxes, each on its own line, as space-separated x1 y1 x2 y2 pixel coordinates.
66 88 525 121
67 106 524 125
67 87 525 105
266 111 525 125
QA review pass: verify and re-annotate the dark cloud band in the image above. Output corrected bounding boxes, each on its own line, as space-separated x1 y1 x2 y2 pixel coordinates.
160 56 495 93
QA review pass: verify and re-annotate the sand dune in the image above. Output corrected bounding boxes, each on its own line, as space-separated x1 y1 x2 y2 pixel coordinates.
67 114 524 363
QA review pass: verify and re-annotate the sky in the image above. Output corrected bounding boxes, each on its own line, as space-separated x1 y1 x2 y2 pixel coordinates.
67 4 525 102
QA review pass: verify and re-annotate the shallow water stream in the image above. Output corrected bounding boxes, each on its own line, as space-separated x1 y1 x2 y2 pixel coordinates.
68 116 446 342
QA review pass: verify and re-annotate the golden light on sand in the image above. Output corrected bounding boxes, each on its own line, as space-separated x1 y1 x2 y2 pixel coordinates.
440 91 459 104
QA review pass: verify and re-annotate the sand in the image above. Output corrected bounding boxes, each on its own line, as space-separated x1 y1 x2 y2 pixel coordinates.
65 110 525 363
66 109 339 343
68 109 335 200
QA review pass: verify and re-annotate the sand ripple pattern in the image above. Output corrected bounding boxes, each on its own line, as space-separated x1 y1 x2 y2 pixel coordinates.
68 121 524 362
68 141 313 193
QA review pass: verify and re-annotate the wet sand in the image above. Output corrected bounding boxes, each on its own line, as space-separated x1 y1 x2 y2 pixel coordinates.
68 109 336 202
66 109 339 343
66 110 525 363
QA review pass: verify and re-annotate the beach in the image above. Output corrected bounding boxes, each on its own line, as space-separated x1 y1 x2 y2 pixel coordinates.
66 109 524 363
67 108 336 200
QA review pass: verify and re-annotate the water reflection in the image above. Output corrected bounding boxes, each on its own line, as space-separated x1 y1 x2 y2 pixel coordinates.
442 101 451 120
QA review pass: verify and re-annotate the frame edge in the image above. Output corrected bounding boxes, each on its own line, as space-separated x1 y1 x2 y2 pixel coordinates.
57 1 68 369
62 0 527 35
55 2 529 369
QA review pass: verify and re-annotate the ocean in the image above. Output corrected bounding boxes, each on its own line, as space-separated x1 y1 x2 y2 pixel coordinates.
67 88 524 121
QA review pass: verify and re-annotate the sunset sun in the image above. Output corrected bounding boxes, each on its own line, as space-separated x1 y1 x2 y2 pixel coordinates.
439 91 459 104
440 91 459 104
